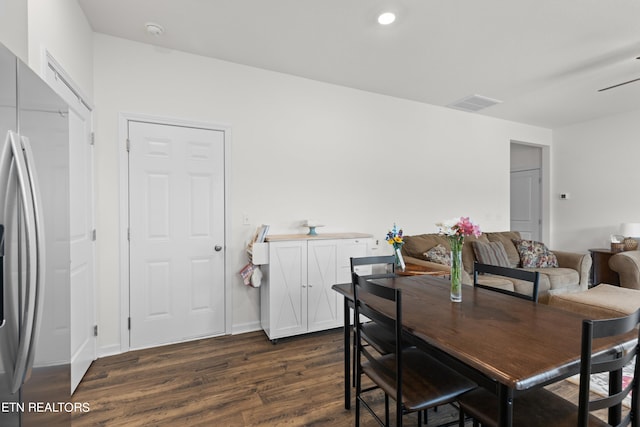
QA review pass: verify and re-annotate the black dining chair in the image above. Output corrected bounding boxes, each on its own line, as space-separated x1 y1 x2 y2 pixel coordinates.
351 255 396 277
458 307 640 427
349 256 397 384
472 262 540 302
354 274 476 427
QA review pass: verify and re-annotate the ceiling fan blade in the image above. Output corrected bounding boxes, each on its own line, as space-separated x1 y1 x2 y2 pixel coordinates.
598 76 640 92
599 56 640 92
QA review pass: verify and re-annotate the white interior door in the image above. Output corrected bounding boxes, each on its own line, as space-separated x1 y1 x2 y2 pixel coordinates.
128 121 225 349
44 63 96 393
510 169 541 241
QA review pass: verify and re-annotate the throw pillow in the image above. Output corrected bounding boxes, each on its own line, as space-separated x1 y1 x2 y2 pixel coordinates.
512 239 559 268
471 241 511 267
423 244 450 266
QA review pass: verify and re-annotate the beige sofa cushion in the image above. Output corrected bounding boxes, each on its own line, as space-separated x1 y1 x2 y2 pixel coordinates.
485 231 521 268
524 267 578 290
548 284 640 319
476 275 515 292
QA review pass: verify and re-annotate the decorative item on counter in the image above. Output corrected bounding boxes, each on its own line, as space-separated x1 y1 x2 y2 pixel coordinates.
620 223 640 251
386 223 406 271
436 217 482 303
610 234 625 252
304 219 324 235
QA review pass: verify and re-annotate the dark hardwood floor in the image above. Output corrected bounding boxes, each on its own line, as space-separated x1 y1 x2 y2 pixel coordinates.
70 328 588 426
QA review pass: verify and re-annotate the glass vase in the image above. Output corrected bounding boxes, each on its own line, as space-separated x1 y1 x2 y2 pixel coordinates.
450 238 463 302
395 246 406 271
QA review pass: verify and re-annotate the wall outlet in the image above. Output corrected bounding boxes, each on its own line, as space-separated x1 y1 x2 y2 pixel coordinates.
242 213 250 225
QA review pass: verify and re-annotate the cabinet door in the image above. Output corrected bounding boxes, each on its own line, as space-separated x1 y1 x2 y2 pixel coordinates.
269 241 307 337
307 240 340 332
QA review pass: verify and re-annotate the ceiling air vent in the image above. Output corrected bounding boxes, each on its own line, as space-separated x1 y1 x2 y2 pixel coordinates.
446 94 502 113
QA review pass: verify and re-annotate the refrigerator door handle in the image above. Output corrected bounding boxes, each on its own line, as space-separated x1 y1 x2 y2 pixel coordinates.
18 135 46 387
0 131 14 330
6 131 39 394
0 224 4 328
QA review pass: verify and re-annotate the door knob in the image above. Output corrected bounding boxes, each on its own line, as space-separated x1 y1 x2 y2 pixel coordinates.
214 245 223 252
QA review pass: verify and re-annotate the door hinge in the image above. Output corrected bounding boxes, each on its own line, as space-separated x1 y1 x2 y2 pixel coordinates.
93 325 98 336
92 229 97 241
89 132 95 145
128 317 131 330
126 138 130 152
127 228 130 241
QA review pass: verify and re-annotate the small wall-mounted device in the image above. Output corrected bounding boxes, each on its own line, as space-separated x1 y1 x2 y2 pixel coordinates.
560 193 570 200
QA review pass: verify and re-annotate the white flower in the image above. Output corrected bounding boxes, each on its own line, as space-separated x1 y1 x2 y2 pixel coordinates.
436 217 460 236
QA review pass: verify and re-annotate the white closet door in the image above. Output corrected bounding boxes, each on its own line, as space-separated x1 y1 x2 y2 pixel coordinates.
44 64 96 393
128 121 225 349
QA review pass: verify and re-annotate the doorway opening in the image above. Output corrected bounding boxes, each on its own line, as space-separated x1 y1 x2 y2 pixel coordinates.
510 142 549 243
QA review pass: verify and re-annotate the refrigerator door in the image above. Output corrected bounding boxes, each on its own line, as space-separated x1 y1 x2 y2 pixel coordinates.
0 43 70 426
17 57 71 427
0 41 20 427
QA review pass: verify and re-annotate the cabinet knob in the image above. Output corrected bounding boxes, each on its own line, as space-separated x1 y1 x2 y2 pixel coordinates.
214 245 223 252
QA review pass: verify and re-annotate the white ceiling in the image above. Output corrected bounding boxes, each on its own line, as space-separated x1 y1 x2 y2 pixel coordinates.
77 0 640 129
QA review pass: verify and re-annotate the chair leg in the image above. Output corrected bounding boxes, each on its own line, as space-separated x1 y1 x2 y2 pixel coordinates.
352 328 357 387
459 408 465 427
417 409 422 427
385 394 389 426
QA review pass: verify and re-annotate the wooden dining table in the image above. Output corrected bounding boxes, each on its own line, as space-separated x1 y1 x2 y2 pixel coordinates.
332 274 635 427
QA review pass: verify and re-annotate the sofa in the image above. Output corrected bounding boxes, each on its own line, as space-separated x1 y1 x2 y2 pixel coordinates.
609 250 640 289
400 231 592 303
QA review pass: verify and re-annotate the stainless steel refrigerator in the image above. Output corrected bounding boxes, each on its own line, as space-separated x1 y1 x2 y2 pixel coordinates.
0 43 71 426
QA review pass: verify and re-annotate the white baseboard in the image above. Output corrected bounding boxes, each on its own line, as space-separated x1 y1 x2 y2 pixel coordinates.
232 321 262 335
98 343 123 358
95 323 261 360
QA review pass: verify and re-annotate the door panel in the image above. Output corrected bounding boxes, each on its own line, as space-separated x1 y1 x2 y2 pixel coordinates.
129 121 225 349
510 169 541 241
307 241 338 332
269 242 306 336
44 64 95 394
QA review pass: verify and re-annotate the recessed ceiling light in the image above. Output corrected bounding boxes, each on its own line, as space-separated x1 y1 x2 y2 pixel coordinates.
145 22 164 36
377 12 396 25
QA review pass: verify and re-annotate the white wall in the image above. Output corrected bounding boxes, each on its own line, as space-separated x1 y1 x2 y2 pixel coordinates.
27 0 93 99
0 0 27 61
93 33 552 353
552 109 640 252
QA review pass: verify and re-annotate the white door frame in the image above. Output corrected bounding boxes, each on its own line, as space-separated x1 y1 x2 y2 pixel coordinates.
118 112 233 353
510 141 550 244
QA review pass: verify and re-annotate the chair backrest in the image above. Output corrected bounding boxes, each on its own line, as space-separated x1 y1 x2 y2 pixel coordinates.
350 255 396 277
473 262 540 302
353 274 403 396
577 308 640 427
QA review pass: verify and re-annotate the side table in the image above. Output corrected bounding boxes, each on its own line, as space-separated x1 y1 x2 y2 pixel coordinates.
397 262 449 277
589 248 620 286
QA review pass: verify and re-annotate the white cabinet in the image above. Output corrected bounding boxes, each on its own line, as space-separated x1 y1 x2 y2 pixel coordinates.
260 233 372 341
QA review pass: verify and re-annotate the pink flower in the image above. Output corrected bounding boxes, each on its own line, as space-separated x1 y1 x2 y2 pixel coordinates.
437 216 482 238
457 217 482 237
